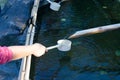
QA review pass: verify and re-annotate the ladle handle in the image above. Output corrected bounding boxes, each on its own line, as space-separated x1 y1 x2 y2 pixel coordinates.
47 0 52 3
47 45 58 50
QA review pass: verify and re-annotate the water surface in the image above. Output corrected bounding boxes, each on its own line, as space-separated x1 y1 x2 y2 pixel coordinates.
31 0 120 80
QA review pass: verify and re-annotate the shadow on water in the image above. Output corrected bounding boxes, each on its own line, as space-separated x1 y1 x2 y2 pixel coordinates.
31 0 120 80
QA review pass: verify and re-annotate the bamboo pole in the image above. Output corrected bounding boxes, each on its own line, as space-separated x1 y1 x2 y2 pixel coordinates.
18 23 33 80
69 23 120 39
18 0 40 80
24 25 35 80
24 0 40 79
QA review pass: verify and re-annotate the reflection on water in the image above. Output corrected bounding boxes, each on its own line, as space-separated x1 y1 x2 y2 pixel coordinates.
31 0 120 80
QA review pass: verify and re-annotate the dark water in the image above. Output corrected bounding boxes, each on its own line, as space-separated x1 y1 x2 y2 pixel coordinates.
31 0 120 80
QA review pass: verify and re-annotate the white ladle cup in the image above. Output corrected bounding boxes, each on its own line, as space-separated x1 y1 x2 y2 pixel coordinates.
47 0 61 11
47 39 72 51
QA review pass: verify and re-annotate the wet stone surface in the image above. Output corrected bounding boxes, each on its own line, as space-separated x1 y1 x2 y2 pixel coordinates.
0 0 33 80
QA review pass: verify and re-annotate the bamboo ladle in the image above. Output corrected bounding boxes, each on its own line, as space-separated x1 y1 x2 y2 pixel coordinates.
47 39 72 51
69 23 120 39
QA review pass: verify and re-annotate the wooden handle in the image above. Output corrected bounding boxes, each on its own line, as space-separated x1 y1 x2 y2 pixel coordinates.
69 23 120 39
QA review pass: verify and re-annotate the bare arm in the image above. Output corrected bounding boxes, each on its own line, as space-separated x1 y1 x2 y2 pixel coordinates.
8 43 46 60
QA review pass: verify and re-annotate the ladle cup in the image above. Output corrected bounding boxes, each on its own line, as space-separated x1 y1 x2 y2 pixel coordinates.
47 0 61 11
47 39 72 51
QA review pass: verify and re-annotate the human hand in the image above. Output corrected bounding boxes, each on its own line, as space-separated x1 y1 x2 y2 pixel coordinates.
31 43 47 57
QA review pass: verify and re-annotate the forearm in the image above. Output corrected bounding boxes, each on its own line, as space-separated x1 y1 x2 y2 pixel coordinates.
8 45 33 60
0 43 46 64
8 43 46 60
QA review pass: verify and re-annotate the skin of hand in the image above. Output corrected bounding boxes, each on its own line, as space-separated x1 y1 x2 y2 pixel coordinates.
8 43 46 60
31 43 47 57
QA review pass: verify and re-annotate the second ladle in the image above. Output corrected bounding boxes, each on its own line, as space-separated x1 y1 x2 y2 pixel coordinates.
47 39 72 51
46 0 61 11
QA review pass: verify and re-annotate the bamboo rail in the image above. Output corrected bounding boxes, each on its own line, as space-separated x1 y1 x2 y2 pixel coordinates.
69 23 120 39
18 0 40 80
